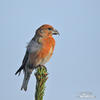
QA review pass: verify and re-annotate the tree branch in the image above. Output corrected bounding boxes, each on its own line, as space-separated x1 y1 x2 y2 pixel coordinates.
35 66 48 100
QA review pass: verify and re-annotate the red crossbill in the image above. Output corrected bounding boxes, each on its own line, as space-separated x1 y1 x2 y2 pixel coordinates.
15 24 59 91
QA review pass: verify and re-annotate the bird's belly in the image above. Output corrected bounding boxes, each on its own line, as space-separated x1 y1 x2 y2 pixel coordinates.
40 53 52 65
37 46 53 65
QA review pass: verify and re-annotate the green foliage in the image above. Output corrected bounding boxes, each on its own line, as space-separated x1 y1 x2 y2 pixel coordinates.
35 66 48 100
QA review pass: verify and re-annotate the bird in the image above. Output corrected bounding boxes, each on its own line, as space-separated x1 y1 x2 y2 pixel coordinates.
15 24 59 91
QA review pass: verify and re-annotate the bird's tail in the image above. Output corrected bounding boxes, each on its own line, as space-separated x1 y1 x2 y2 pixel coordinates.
21 70 32 91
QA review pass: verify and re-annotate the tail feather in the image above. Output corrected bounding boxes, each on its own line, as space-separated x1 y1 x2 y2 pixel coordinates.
15 62 34 91
21 71 32 91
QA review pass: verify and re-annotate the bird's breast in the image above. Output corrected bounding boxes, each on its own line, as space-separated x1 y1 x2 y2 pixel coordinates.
28 36 55 66
37 36 55 65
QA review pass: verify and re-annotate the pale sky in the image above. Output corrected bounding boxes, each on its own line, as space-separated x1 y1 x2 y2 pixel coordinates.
0 0 100 100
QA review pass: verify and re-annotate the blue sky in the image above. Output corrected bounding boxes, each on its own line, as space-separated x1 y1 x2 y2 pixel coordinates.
0 0 100 100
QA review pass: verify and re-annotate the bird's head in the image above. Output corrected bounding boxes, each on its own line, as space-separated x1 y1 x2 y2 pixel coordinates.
35 24 59 37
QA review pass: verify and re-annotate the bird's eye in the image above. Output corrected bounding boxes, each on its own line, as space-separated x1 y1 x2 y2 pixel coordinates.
48 28 52 30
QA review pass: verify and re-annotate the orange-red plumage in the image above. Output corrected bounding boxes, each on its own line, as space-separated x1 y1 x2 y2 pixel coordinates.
15 24 59 91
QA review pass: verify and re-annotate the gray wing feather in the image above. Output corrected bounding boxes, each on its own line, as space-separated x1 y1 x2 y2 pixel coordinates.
15 50 29 75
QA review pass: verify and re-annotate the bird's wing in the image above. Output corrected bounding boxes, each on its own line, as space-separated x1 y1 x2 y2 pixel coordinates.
15 40 41 75
22 50 29 67
15 50 29 75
